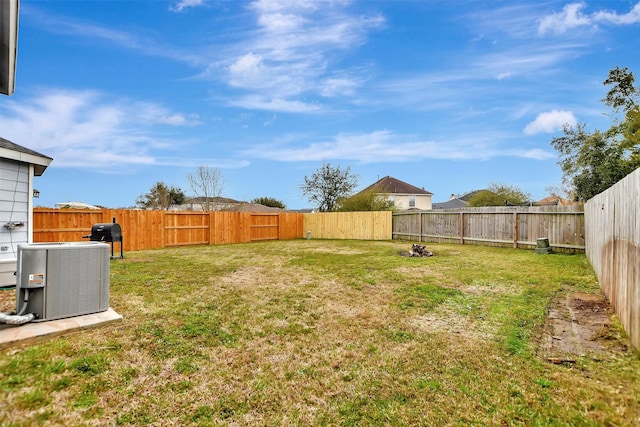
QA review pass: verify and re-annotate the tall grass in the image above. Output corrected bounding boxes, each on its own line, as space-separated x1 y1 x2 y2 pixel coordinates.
1 240 638 426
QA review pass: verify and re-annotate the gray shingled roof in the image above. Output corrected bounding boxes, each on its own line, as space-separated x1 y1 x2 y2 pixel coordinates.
432 199 469 209
360 176 433 195
0 137 51 159
0 137 53 176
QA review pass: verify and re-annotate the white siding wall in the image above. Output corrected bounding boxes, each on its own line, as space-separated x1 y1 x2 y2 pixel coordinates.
415 194 432 210
395 195 410 210
0 159 30 286
387 194 433 210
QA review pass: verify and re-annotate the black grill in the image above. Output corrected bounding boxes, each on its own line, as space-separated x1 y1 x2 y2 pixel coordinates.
84 220 124 258
89 223 121 242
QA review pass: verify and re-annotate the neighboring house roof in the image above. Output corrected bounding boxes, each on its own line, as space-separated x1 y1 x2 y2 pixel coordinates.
434 192 580 209
186 196 241 205
433 189 495 209
432 199 468 209
290 208 316 213
172 197 241 210
55 201 101 210
174 197 283 212
360 176 433 195
536 196 582 206
0 137 53 176
537 196 560 206
219 203 283 213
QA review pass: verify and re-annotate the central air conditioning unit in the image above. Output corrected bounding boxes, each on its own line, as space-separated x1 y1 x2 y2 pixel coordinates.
15 242 110 322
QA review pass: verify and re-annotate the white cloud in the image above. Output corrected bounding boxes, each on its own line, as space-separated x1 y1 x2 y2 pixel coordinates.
229 95 325 113
538 3 591 35
0 89 199 169
257 12 306 33
170 0 207 13
375 42 584 111
154 157 250 169
247 0 323 17
28 2 384 112
228 53 268 89
516 148 556 160
219 1 384 108
476 45 584 80
134 103 201 126
155 113 201 126
465 3 545 39
523 110 577 135
594 2 640 25
538 1 640 35
243 130 554 163
320 77 359 97
25 6 202 66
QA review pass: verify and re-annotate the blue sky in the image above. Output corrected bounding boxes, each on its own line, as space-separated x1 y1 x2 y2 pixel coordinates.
1 0 639 209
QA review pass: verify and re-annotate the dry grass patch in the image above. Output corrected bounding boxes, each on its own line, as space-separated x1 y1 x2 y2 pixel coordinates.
1 240 638 426
408 309 497 341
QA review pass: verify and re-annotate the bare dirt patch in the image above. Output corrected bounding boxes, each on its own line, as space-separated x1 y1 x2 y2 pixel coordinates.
538 292 629 363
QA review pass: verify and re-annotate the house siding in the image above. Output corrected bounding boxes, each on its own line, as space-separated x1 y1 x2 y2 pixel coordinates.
388 194 432 210
0 159 30 286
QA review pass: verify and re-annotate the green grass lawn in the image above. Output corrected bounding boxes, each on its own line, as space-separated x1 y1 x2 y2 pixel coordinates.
1 240 638 426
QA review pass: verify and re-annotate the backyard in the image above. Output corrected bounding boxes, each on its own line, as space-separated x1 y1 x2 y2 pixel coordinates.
0 239 638 426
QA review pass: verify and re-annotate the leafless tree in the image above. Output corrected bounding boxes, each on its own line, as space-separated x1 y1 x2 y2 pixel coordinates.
187 166 225 211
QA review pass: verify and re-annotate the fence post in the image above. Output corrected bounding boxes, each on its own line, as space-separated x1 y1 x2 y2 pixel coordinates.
208 211 214 246
161 211 166 249
459 212 464 244
513 212 518 249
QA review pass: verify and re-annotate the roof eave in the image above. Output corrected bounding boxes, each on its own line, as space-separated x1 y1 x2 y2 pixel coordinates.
0 146 53 176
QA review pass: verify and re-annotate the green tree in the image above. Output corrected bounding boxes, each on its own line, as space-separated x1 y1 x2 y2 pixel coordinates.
603 66 640 172
553 125 632 200
468 190 502 207
624 107 640 147
468 183 531 207
603 66 637 112
300 163 358 212
544 182 575 201
551 66 640 201
337 189 395 211
251 196 286 209
136 181 186 210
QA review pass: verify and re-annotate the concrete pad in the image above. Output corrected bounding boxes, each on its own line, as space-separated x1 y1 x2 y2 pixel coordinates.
0 308 122 350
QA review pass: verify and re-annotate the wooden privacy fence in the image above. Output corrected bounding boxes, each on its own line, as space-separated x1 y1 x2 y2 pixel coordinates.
585 168 639 350
32 209 394 250
393 206 585 253
302 211 392 240
33 209 304 251
34 208 587 251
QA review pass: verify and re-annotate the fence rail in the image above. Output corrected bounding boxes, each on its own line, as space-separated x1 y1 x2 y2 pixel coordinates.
585 168 639 350
393 206 585 253
33 209 304 251
32 209 394 252
33 207 585 252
